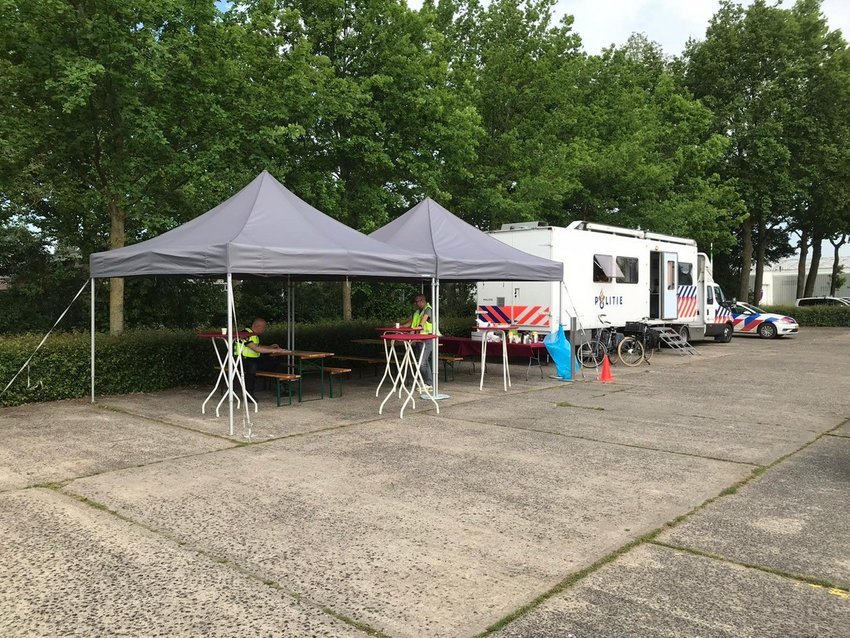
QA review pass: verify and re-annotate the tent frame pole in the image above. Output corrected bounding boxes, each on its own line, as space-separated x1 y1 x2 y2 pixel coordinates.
90 278 95 403
430 278 449 400
227 273 234 436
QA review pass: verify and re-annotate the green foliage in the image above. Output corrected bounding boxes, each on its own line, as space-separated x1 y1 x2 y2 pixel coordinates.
762 305 850 327
0 318 476 405
0 224 90 331
0 330 217 407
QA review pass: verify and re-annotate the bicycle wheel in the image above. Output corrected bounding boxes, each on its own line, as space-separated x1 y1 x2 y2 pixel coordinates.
643 340 656 362
577 340 605 368
618 336 644 367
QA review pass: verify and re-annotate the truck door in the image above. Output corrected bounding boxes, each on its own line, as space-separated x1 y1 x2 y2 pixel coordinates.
659 252 678 320
704 282 715 324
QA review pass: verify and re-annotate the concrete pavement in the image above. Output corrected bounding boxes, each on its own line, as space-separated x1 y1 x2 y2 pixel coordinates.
0 328 847 636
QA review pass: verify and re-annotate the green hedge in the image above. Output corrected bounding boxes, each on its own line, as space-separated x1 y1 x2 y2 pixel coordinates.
0 317 476 407
761 305 850 327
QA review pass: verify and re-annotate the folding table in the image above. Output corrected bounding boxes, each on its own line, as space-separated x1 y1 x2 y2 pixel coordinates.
476 324 512 391
378 333 439 418
198 331 258 416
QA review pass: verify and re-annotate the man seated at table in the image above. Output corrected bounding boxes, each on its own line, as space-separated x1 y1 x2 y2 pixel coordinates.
234 318 285 399
400 294 435 391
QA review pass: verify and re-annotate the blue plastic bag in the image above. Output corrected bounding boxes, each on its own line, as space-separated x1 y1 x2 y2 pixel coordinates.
543 327 572 380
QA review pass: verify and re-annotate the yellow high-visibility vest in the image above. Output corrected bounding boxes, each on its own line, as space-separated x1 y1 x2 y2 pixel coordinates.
234 328 260 358
412 303 435 334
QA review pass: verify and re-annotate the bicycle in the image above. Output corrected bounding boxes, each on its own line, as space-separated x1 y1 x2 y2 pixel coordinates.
618 319 660 367
577 315 620 368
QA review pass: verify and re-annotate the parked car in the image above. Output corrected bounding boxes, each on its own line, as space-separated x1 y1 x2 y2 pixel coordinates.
728 302 799 338
795 296 850 306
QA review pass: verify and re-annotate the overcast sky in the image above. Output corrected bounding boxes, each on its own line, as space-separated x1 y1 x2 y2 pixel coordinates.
562 0 850 54
406 0 850 56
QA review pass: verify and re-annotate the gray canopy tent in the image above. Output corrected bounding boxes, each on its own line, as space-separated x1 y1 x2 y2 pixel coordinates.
371 197 564 396
89 171 436 433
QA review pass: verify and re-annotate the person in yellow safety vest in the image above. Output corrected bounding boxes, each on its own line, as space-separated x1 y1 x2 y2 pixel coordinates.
400 293 436 391
234 318 285 398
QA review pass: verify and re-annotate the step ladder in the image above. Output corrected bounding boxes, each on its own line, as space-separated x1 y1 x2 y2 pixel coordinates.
653 327 697 356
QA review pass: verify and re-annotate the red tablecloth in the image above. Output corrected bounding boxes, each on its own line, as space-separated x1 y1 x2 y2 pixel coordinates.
439 336 546 358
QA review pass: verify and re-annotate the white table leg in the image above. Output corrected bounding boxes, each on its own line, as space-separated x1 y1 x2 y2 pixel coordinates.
501 332 512 391
479 330 488 391
380 341 406 415
202 338 227 414
376 337 399 397
400 341 440 418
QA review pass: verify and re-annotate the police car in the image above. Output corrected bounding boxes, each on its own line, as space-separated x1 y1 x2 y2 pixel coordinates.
727 302 799 338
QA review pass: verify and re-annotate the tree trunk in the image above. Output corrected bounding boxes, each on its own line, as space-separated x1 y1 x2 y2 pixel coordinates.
738 216 753 301
342 280 352 321
753 217 766 305
796 228 809 299
803 236 822 297
829 236 846 296
108 200 126 335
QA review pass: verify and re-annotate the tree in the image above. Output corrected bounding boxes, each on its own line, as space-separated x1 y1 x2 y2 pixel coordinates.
685 0 850 301
784 1 850 296
0 1 292 334
264 0 481 316
0 224 88 332
685 1 800 300
557 35 741 251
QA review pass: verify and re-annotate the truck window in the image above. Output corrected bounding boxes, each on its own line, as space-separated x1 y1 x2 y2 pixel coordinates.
678 262 693 285
615 257 639 284
666 260 676 290
714 285 725 303
593 254 623 282
706 285 714 304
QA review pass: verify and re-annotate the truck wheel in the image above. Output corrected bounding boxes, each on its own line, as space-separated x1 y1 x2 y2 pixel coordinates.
677 325 690 343
715 323 733 343
758 322 777 339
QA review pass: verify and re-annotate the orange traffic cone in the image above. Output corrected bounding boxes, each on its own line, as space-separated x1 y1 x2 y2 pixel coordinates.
598 354 614 383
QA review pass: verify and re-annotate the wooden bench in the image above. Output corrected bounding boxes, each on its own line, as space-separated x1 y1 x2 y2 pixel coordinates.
324 367 352 398
438 354 464 382
255 371 301 407
329 355 385 378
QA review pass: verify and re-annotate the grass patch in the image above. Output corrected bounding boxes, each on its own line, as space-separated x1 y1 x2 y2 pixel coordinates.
321 609 391 638
31 480 71 490
475 529 660 636
651 541 850 594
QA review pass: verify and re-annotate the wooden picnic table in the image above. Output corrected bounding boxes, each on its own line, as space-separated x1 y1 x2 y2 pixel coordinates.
270 350 334 401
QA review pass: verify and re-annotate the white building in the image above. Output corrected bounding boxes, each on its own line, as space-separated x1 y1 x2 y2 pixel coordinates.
751 256 850 305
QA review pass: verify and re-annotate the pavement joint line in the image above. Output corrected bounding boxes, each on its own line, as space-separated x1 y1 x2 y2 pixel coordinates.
16 416 399 493
243 415 397 446
98 399 393 446
16 444 247 494
649 540 850 595
474 415 850 635
44 486 386 638
95 402 238 443
320 609 392 638
473 527 665 637
434 414 763 468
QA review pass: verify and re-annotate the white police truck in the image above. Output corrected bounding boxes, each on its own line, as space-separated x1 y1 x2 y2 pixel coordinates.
476 221 734 343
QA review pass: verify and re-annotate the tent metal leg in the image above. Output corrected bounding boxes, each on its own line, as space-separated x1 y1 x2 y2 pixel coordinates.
227 273 234 436
429 278 449 400
90 278 95 403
